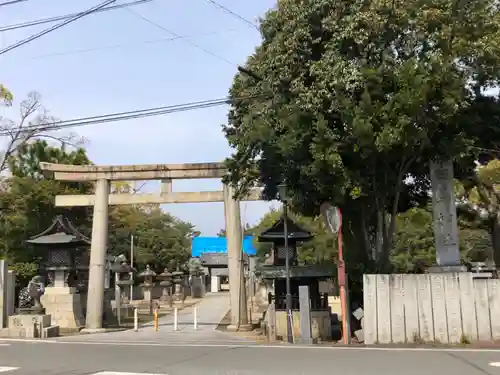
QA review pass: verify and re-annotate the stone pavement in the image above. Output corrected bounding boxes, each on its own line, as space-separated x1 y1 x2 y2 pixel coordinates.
56 292 258 345
2 340 500 374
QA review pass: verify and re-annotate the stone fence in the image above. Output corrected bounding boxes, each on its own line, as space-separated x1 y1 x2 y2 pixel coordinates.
363 273 500 344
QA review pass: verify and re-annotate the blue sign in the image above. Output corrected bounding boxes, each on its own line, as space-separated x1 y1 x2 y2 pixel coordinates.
191 236 256 257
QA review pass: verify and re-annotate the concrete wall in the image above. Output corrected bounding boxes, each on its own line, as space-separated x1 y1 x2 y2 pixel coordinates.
363 273 500 344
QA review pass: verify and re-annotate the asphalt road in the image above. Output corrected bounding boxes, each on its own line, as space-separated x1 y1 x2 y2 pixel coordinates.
2 340 500 375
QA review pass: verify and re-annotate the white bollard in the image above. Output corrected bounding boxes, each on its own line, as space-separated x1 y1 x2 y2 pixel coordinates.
193 306 198 330
134 307 138 332
174 308 178 331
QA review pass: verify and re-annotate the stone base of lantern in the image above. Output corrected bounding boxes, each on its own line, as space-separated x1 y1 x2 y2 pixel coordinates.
41 287 85 330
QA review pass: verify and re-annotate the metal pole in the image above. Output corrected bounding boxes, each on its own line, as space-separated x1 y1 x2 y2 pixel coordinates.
283 202 293 344
115 273 121 327
337 209 350 344
133 307 138 332
154 308 159 331
193 306 198 330
130 234 134 302
174 307 178 331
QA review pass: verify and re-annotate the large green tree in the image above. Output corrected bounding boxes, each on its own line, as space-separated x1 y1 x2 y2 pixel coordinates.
391 207 492 272
108 203 195 272
0 140 92 283
223 0 500 271
455 159 500 264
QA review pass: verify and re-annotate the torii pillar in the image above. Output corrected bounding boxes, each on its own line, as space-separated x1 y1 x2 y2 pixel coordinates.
224 184 252 331
85 178 110 331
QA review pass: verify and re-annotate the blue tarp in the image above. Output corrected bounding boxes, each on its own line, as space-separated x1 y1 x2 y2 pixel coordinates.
191 236 256 257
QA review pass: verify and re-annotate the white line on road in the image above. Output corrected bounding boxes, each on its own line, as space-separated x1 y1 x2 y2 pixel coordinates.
490 362 500 367
0 367 19 372
94 372 167 375
5 337 500 353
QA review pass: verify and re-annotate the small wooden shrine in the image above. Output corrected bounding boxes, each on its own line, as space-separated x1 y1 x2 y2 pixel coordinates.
256 216 334 311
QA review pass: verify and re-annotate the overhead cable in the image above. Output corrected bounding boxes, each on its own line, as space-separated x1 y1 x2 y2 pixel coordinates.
0 0 117 56
0 0 27 8
203 0 259 31
0 0 152 33
29 29 238 60
125 7 237 67
0 93 266 136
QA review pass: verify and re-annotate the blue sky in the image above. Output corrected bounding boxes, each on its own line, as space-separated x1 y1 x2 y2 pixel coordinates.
0 0 279 235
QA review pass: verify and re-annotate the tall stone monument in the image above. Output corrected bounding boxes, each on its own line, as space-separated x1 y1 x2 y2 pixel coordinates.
429 160 463 270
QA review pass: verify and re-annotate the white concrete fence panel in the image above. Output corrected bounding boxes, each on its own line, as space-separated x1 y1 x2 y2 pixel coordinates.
363 273 500 344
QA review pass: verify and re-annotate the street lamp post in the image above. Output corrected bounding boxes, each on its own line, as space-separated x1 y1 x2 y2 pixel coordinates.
278 182 294 344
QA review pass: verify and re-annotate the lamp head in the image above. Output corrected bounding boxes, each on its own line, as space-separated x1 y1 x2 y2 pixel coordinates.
277 182 288 202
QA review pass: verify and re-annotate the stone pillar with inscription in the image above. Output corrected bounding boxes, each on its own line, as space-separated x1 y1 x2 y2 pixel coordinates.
429 160 465 272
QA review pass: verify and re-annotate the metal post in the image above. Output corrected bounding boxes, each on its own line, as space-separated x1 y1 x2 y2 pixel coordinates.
154 308 159 332
174 307 178 331
133 307 138 332
193 306 198 330
283 202 293 344
115 273 121 327
337 209 350 344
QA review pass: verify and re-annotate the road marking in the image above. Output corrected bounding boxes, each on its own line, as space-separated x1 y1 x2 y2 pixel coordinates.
93 372 167 375
5 337 500 353
0 367 19 372
490 362 500 367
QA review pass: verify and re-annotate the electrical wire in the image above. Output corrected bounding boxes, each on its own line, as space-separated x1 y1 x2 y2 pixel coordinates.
0 0 152 33
28 28 239 60
124 7 237 67
0 0 117 56
0 0 27 8
0 93 267 136
203 0 259 31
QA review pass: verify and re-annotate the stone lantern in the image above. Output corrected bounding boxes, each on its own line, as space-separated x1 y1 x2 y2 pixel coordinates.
26 215 89 330
188 258 205 298
112 261 134 299
111 261 134 326
171 269 185 302
158 269 173 306
139 265 156 314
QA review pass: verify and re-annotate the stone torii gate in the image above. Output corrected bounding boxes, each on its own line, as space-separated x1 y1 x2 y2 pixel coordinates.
40 161 261 332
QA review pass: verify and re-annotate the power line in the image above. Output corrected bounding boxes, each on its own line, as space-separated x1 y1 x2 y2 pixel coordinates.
0 0 117 56
203 0 259 31
0 93 266 136
0 0 27 8
0 0 152 33
28 29 239 60
124 7 237 67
